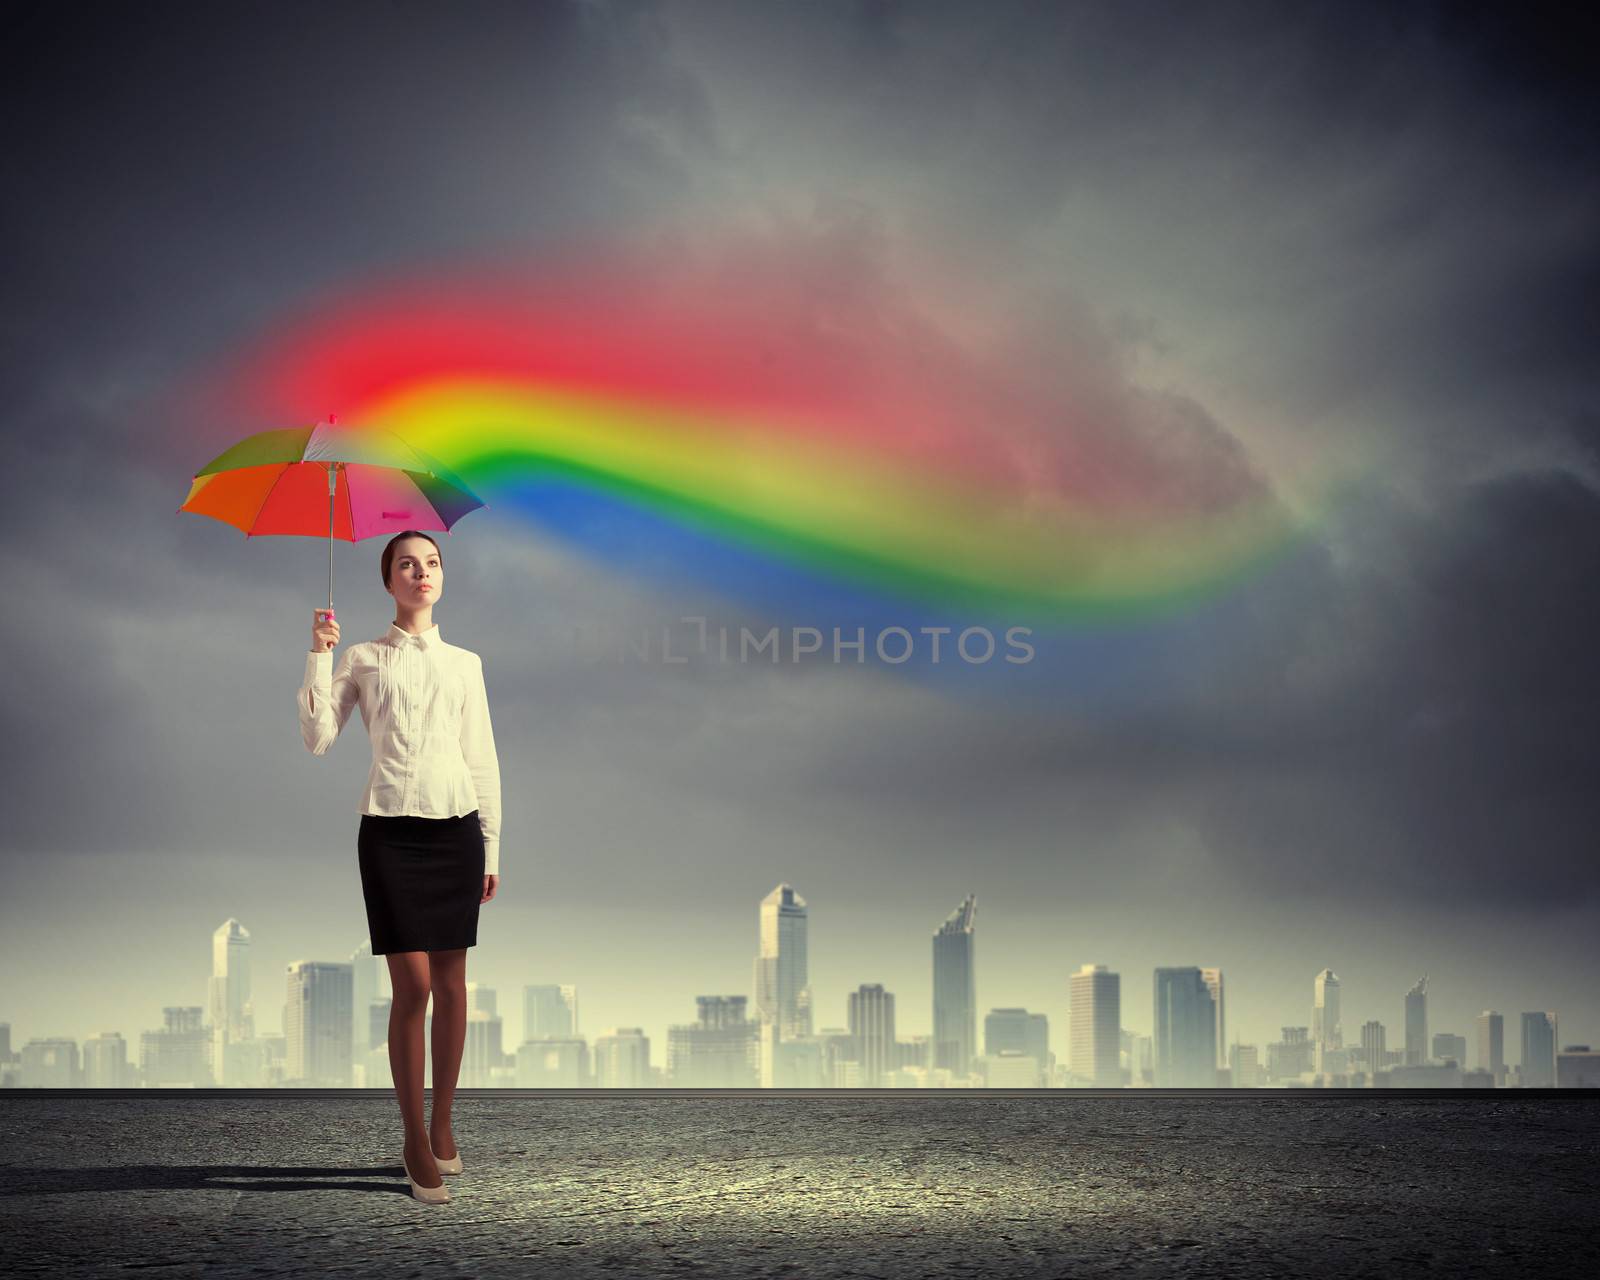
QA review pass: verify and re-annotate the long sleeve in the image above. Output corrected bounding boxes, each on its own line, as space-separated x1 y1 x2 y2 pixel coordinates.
299 648 358 756
461 652 502 874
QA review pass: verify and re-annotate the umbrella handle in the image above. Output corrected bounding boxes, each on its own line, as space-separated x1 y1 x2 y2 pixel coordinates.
327 463 338 612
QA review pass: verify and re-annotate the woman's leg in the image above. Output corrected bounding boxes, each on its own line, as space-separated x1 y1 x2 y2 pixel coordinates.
386 950 441 1186
428 947 468 1159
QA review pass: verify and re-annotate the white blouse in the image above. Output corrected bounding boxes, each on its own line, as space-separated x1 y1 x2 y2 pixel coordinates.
298 620 502 875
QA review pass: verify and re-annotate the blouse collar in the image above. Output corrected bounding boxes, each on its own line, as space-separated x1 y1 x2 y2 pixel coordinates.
385 620 441 650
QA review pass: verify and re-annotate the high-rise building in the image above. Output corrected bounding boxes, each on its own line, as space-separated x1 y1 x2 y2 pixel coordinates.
1199 968 1226 1070
524 984 578 1040
1230 1042 1263 1088
1153 968 1218 1087
753 884 813 1041
208 919 253 1085
1360 1020 1386 1077
1519 1012 1558 1088
594 1028 652 1087
932 895 977 1079
465 1002 505 1088
984 1007 1050 1084
1433 1033 1468 1067
1557 1046 1600 1088
1312 969 1342 1069
515 1037 589 1085
1476 1011 1505 1085
666 996 759 1086
285 961 353 1087
19 1038 78 1087
1069 965 1121 1086
141 1006 213 1087
350 941 378 1059
849 984 897 1087
1405 976 1429 1066
83 1032 130 1087
1267 1027 1315 1082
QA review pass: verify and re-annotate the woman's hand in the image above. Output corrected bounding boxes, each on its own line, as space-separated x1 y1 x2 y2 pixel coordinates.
481 874 498 903
311 607 340 654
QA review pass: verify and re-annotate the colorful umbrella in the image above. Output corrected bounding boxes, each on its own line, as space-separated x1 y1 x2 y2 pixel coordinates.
178 417 487 617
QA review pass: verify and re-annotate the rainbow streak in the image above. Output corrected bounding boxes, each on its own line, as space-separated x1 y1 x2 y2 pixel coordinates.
364 380 1322 624
206 248 1363 640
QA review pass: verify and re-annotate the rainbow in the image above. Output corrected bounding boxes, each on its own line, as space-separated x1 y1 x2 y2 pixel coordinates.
205 242 1357 630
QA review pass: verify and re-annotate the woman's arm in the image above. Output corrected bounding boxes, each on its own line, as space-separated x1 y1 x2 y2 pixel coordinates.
461 652 502 875
299 648 359 755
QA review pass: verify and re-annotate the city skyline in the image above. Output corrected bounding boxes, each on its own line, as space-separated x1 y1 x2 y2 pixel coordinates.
5 883 1592 1088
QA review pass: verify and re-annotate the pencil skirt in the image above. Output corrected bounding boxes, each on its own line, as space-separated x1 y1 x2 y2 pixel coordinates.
357 811 485 955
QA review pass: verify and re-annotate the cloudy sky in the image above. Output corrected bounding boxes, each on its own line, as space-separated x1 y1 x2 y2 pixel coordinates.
2 0 1596 1066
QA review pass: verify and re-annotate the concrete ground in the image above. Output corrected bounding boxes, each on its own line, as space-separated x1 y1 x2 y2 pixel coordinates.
1 1091 1595 1277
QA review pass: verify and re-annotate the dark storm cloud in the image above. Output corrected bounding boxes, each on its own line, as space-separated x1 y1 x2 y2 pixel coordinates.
1 0 1598 936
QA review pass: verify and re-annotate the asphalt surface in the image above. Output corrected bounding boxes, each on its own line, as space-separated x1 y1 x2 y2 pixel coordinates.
1 1092 1595 1277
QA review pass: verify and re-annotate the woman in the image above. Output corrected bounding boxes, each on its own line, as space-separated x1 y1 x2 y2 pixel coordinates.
298 529 502 1205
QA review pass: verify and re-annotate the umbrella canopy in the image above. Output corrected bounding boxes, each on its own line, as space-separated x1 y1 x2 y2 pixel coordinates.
179 418 487 609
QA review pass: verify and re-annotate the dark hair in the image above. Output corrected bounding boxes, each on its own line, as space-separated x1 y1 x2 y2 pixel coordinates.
381 530 443 590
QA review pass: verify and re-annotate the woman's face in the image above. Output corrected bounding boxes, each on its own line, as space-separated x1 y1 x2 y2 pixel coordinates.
388 537 442 608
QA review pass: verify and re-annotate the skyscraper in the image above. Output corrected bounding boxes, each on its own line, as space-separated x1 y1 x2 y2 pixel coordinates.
932 895 977 1079
1405 976 1429 1066
524 984 578 1040
285 961 353 1087
208 919 253 1085
1153 968 1218 1087
350 940 378 1060
1199 968 1226 1070
753 883 813 1041
1432 1032 1468 1068
666 996 759 1086
1476 1010 1505 1085
1519 1012 1558 1088
849 984 897 1087
594 1028 652 1087
1312 969 1342 1069
985 1007 1050 1084
1069 964 1121 1087
1360 1020 1386 1077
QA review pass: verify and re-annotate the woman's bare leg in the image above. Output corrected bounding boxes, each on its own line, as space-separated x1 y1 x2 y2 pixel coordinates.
428 948 468 1160
386 951 441 1187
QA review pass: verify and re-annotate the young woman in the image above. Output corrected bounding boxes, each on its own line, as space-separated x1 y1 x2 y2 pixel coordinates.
298 529 502 1205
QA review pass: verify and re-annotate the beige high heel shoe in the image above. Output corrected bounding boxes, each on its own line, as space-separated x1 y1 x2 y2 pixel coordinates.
432 1144 464 1175
403 1147 450 1204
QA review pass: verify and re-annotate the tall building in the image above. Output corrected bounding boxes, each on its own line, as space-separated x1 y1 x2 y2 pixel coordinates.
83 1032 130 1087
1433 1033 1468 1067
1360 1020 1386 1077
464 985 506 1087
1267 1027 1315 1082
208 919 253 1085
1519 1012 1558 1088
1153 968 1218 1087
524 984 578 1040
983 1007 1050 1084
1405 976 1429 1066
1476 1011 1505 1085
1312 969 1342 1069
666 996 759 1086
932 895 977 1079
350 940 378 1060
19 1038 79 1087
141 1006 212 1087
753 884 813 1041
515 1037 589 1085
285 961 353 1086
1069 965 1121 1086
849 984 897 1087
594 1028 652 1086
1199 968 1226 1070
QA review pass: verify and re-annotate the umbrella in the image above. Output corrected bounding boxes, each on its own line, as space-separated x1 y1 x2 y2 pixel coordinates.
178 417 487 620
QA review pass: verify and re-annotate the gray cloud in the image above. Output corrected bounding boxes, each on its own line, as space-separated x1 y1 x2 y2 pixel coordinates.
2 0 1597 1047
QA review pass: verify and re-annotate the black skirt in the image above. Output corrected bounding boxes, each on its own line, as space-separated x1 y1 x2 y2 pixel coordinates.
357 811 485 955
